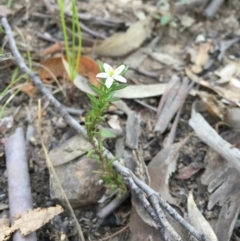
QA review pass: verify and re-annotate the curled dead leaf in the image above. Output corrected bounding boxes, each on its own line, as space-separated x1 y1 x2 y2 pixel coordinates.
38 56 99 86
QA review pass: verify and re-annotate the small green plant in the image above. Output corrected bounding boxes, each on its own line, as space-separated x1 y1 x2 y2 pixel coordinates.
58 0 82 81
154 0 177 27
85 62 129 194
0 44 32 118
0 68 28 118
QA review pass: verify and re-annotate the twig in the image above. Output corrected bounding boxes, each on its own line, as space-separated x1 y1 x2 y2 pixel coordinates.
2 16 210 241
5 127 37 241
101 225 129 241
98 192 130 219
125 177 170 241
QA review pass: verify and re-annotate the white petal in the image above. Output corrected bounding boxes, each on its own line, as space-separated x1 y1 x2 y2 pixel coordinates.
103 63 113 73
105 77 114 88
114 65 125 75
96 72 109 78
114 75 127 83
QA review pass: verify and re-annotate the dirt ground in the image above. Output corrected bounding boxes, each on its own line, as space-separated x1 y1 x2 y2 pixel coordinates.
0 0 240 241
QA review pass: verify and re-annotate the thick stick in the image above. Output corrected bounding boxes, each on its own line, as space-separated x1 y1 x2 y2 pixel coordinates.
5 127 37 241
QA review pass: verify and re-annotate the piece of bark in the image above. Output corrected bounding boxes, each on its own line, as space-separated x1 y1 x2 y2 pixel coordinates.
5 127 37 241
125 111 141 149
155 77 191 133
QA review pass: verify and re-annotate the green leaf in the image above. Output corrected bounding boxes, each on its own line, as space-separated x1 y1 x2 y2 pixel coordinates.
87 94 98 106
121 65 130 76
111 83 128 91
107 97 119 102
160 14 172 26
86 149 95 158
170 21 177 28
90 85 103 96
97 60 105 73
100 128 116 138
106 91 115 101
153 14 161 20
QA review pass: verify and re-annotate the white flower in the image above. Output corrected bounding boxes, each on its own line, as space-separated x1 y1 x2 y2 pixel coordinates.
96 63 127 88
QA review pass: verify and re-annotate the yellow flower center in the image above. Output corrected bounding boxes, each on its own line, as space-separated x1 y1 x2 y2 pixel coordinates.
109 69 114 77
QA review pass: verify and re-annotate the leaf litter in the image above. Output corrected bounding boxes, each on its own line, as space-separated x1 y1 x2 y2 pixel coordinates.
1 0 240 240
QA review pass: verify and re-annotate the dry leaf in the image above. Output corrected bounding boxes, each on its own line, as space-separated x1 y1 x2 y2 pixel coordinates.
188 191 218 241
197 91 227 120
179 14 195 28
224 108 240 130
176 162 203 180
39 42 64 56
94 16 152 57
149 52 183 70
148 144 180 204
0 5 12 17
129 206 163 241
188 41 213 74
107 115 122 131
38 56 99 86
214 64 237 84
73 72 168 99
20 83 38 98
186 67 240 106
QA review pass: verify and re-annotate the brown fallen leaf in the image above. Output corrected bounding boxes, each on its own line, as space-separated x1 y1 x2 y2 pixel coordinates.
176 162 203 180
148 143 179 205
94 16 152 57
20 83 38 98
197 91 227 120
39 42 64 56
38 55 99 86
187 41 214 74
186 67 240 106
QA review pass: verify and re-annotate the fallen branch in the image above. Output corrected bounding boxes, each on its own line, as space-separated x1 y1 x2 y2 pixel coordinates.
1 16 210 241
5 127 37 241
